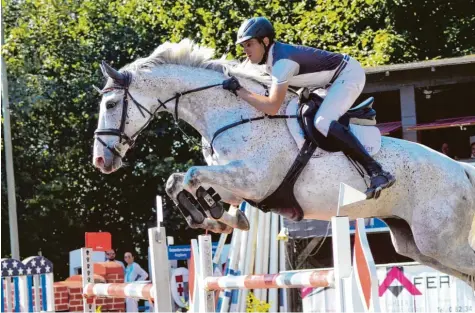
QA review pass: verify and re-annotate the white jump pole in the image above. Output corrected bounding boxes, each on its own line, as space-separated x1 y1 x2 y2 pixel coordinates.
279 216 289 312
230 203 251 312
219 225 243 312
198 235 216 312
253 210 265 301
18 275 28 312
337 183 381 313
213 233 228 274
261 212 272 303
241 204 259 311
268 213 279 312
331 216 352 313
148 195 173 312
235 204 257 312
81 248 95 313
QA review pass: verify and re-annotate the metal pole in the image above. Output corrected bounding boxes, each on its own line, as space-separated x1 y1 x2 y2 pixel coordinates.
1 14 20 259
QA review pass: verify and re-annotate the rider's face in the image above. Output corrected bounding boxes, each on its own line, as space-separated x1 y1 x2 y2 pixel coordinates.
241 39 265 64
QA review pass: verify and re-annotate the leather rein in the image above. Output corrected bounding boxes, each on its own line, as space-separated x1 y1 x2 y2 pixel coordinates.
94 73 296 158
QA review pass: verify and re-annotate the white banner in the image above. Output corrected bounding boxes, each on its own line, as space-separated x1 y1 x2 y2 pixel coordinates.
302 263 475 313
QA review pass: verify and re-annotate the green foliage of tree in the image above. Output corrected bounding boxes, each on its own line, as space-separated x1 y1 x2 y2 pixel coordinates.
2 0 473 279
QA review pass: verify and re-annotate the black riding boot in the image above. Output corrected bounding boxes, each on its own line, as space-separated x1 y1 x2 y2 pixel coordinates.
327 120 396 199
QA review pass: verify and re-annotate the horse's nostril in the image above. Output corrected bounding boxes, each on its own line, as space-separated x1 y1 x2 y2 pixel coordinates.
95 157 105 167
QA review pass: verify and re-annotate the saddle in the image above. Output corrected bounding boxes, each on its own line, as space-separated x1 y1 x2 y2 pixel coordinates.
245 89 376 221
297 88 376 151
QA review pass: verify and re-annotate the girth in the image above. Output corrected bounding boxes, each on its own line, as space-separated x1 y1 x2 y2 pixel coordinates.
243 90 352 221
244 139 316 221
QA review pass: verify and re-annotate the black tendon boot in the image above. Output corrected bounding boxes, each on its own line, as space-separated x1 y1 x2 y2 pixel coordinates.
327 120 396 199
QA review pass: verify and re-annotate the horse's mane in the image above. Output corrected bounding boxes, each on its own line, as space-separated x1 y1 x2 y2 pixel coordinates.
122 38 272 86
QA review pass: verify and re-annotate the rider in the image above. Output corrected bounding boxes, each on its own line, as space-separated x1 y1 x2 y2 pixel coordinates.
222 16 396 198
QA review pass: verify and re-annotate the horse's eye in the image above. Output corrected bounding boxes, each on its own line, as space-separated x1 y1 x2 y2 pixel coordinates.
106 101 117 109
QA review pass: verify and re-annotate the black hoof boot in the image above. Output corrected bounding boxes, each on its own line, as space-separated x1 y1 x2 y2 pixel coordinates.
196 186 224 219
176 190 206 224
365 171 396 199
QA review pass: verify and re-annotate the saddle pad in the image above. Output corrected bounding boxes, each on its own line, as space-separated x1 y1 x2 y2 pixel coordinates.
285 98 381 157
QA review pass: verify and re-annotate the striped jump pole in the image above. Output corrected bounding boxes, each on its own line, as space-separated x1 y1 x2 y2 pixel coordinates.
83 283 154 299
197 217 350 312
205 270 334 290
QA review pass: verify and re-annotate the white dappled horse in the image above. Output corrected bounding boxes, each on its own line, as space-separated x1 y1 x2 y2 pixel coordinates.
92 39 475 286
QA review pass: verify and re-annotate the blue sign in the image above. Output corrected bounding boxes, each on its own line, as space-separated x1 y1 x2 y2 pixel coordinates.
168 242 222 261
350 218 389 233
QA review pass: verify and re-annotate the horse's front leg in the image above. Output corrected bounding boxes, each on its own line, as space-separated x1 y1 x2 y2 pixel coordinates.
181 159 270 219
166 173 249 233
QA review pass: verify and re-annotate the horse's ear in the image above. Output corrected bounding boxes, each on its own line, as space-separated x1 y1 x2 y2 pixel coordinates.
92 85 102 94
100 62 109 78
101 61 126 85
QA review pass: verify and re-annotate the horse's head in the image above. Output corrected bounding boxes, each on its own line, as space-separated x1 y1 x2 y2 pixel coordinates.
92 39 273 174
93 61 159 173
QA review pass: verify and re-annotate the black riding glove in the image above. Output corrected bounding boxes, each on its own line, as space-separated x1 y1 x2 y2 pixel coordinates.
222 76 242 95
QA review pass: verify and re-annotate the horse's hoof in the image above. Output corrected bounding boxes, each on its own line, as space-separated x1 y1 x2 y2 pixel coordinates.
204 220 234 234
177 190 206 224
235 208 250 231
187 218 233 234
218 222 234 234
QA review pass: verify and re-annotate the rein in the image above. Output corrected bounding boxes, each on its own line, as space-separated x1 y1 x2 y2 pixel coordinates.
95 75 297 158
209 113 297 155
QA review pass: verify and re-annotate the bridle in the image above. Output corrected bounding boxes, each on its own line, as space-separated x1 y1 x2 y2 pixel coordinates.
94 71 222 158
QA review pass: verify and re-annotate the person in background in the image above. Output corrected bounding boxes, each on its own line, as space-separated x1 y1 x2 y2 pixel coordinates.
470 142 475 159
441 142 455 159
124 251 148 312
106 249 125 271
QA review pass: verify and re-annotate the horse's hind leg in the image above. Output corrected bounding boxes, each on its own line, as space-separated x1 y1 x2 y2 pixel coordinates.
386 218 475 288
411 197 475 279
166 172 249 233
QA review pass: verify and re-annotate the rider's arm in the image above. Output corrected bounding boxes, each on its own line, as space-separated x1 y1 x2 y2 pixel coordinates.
237 59 299 115
236 83 288 115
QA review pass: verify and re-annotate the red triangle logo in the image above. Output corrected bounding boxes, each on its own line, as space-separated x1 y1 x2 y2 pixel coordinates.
379 267 422 296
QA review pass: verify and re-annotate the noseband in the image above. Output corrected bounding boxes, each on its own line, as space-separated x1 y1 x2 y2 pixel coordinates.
94 72 222 158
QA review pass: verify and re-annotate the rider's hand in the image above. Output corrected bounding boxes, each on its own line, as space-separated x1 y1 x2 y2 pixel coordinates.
222 76 242 95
